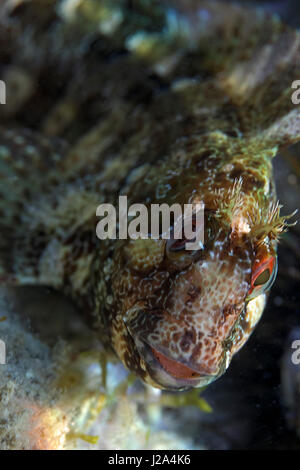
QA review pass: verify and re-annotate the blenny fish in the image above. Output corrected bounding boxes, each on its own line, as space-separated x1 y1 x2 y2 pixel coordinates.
0 0 299 390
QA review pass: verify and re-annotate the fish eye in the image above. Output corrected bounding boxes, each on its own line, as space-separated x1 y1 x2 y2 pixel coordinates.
166 236 198 269
165 213 202 266
166 237 188 253
247 255 277 299
165 209 217 259
166 215 197 254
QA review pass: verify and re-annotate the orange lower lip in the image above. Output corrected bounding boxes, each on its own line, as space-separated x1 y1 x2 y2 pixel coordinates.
151 347 201 380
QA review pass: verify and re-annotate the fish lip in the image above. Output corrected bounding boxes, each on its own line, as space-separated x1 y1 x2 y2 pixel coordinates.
134 335 217 390
124 306 220 389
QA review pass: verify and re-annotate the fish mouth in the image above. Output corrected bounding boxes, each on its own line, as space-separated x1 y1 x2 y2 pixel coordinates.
124 305 225 390
133 336 218 391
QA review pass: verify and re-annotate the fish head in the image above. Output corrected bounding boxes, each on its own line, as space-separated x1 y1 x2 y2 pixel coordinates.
112 206 277 390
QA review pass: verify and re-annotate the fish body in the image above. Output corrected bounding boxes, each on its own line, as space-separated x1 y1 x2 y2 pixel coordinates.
0 0 299 390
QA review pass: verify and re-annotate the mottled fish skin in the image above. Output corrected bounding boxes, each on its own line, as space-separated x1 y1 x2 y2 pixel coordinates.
0 0 299 390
